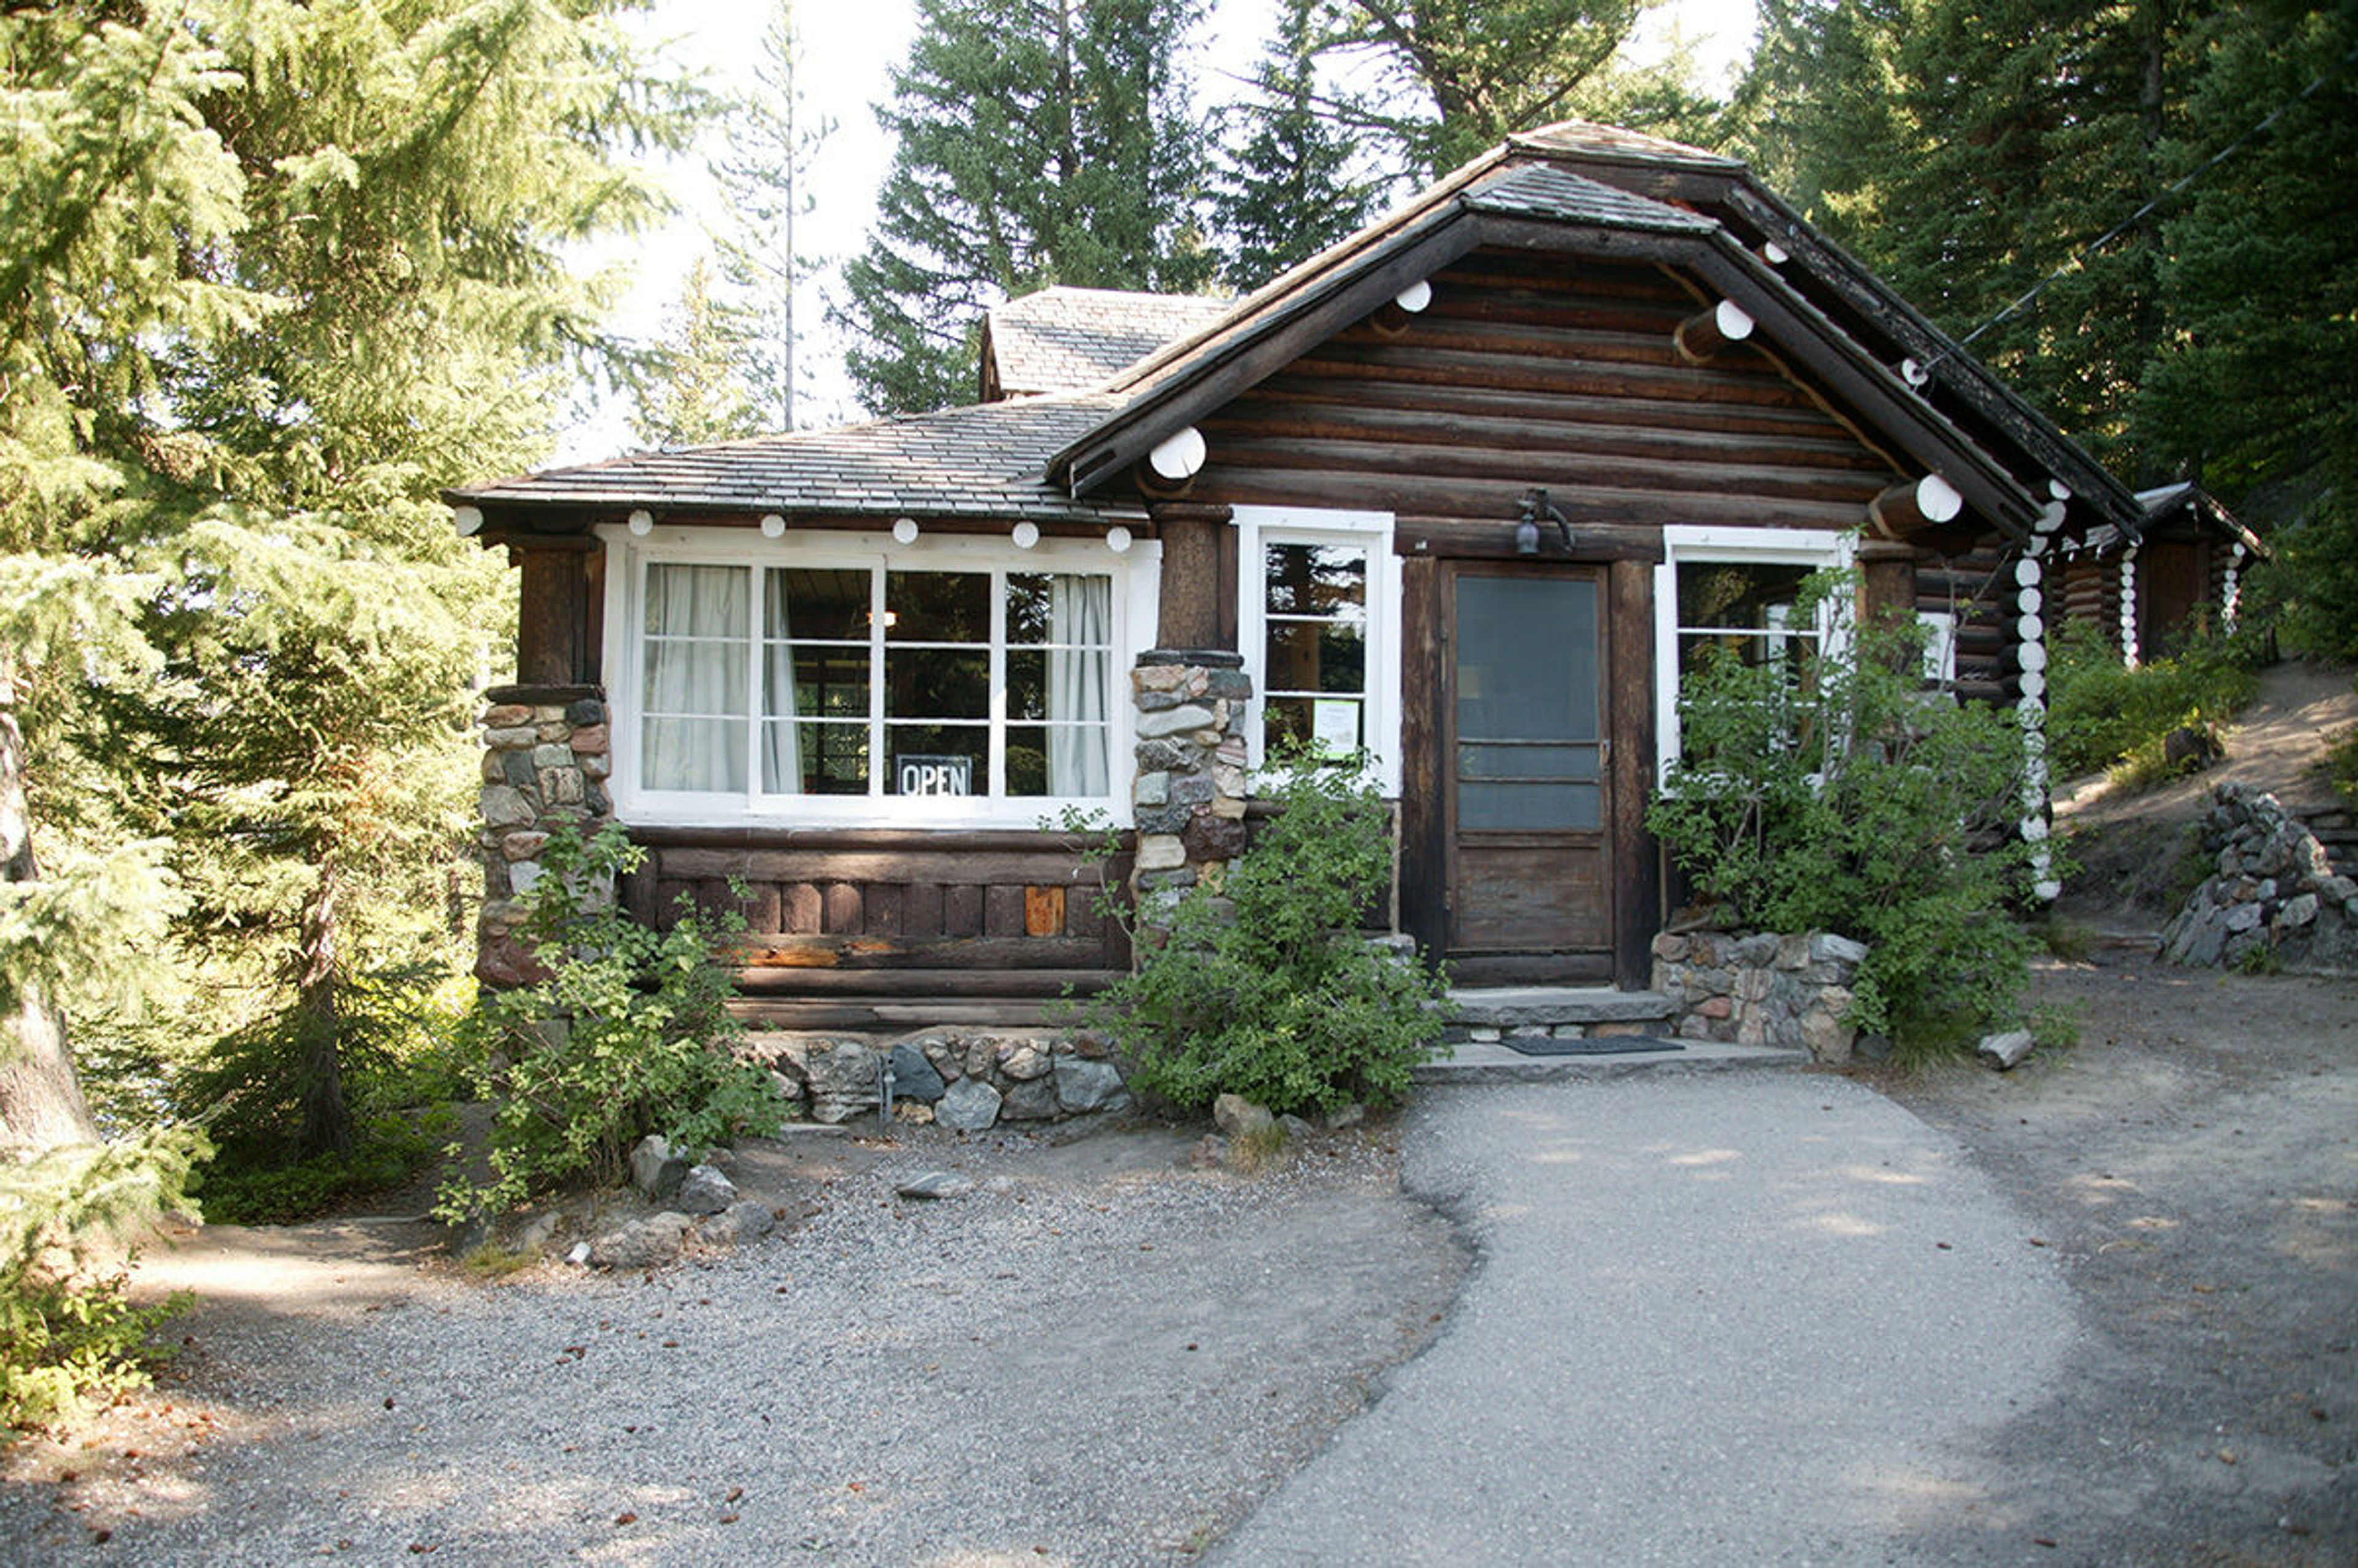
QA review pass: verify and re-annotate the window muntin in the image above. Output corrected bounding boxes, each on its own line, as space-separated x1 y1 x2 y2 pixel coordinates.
634 554 1115 810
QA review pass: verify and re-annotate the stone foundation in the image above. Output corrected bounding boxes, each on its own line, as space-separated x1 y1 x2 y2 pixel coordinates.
476 683 613 987
1650 930 1867 1063
747 1028 1128 1131
2160 782 2358 972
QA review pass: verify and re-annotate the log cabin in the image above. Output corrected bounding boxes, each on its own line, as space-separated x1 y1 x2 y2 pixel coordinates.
2051 481 2270 667
447 121 2148 1028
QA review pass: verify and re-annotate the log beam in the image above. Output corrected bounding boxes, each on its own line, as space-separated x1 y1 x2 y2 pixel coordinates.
1134 424 1208 498
1672 299 1755 363
1867 474 1964 540
1148 500 1234 651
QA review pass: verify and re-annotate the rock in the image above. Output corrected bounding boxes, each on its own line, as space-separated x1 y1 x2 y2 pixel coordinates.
936 1076 1002 1131
1185 1134 1230 1170
507 1211 561 1254
565 1241 591 1266
893 1100 936 1125
698 1199 776 1248
1277 1113 1315 1142
889 1044 946 1101
630 1135 686 1200
1135 703 1215 739
1853 1032 1893 1063
803 1039 880 1124
895 1170 975 1201
1799 1006 1853 1065
2278 892 2320 929
998 1077 1059 1120
1810 932 1869 968
995 1039 1053 1081
2164 725 2222 772
1213 1093 1274 1139
2224 902 2264 933
1054 1056 1125 1114
673 1164 737 1216
481 785 535 828
1976 1029 2036 1071
1323 1102 1366 1131
588 1211 694 1270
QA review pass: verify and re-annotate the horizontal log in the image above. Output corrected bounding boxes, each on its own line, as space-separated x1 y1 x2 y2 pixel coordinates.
630 825 1124 855
1412 291 1692 336
1867 475 1966 539
1245 371 1850 443
727 996 1102 1030
1199 467 1872 532
1285 340 1816 410
1208 433 1887 507
733 966 1118 997
652 847 1119 889
1673 300 1757 363
1340 314 1768 378
1436 252 1695 301
1206 397 1890 474
734 934 1110 971
1393 518 1666 563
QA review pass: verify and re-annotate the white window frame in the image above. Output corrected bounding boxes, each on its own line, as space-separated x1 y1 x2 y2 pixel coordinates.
601 523 1159 829
1234 506 1403 798
1652 524 1854 788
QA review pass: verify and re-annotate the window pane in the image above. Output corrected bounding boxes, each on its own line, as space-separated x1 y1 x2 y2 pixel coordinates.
1266 621 1366 696
886 725 986 797
886 647 988 720
1458 742 1599 782
772 645 868 718
1455 576 1597 742
1006 725 1048 796
1264 543 1366 618
1459 780 1600 831
764 720 867 795
1007 648 1046 721
1265 694 1363 755
887 570 988 642
766 568 866 641
646 564 747 637
1006 573 1051 645
1678 561 1814 632
644 641 746 716
643 717 745 793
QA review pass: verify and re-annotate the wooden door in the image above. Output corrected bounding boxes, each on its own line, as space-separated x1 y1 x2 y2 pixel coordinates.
1444 565 1613 982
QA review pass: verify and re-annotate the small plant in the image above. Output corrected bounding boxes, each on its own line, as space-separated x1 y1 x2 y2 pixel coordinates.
2045 618 2264 783
1075 751 1449 1118
0 1131 205 1435
2029 1002 2082 1054
434 823 784 1222
2038 914 2096 963
2233 938 2283 976
461 1241 539 1279
1648 573 2044 1055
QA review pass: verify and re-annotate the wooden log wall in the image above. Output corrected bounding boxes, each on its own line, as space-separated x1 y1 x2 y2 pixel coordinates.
1915 541 2019 702
1183 248 1902 530
2056 550 2120 654
620 827 1132 999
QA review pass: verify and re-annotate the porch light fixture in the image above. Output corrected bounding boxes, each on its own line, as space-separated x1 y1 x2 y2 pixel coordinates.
1011 521 1041 549
892 516 920 545
626 508 654 536
760 512 786 538
1513 488 1572 556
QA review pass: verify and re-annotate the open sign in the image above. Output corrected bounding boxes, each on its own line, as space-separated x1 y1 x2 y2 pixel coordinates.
896 754 972 797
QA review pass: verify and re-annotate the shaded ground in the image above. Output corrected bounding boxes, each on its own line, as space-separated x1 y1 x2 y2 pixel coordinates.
1880 957 2358 1563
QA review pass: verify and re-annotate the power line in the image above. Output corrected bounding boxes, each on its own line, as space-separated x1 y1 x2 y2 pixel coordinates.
1927 42 2358 372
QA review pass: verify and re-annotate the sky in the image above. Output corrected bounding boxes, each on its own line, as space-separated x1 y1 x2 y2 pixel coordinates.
562 0 1761 462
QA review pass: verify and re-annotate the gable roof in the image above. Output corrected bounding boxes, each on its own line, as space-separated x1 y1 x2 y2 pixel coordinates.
981 287 1232 398
449 119 2144 545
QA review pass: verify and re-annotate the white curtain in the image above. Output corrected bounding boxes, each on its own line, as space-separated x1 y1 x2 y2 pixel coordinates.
1046 574 1110 796
642 564 747 793
761 572 804 793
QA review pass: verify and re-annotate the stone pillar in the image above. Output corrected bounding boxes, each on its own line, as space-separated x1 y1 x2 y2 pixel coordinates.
1129 650 1252 923
475 683 613 987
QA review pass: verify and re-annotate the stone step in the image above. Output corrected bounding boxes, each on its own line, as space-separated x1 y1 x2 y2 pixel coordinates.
1414 1039 1809 1084
1441 987 1675 1046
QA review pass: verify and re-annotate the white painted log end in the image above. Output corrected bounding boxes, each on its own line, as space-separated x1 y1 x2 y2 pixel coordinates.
1901 356 1930 387
1917 473 1964 523
452 505 483 538
2049 478 2073 500
2015 556 2043 588
1762 240 1790 265
1148 425 1208 482
1714 300 1756 341
1394 279 1433 314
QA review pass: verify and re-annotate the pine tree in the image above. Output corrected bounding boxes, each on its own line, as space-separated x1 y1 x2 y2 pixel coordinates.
633 258 766 449
1212 0 1385 290
710 0 835 433
838 0 1216 414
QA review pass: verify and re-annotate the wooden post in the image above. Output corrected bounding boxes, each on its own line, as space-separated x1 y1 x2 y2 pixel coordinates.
510 540 597 686
1148 500 1235 653
1855 540 1919 669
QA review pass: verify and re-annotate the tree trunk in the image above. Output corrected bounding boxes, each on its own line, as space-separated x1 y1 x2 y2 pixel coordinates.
293 856 352 1158
0 680 99 1152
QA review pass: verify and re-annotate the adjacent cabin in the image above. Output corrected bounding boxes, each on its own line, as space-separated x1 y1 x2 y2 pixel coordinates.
2051 481 2269 666
448 121 2144 1028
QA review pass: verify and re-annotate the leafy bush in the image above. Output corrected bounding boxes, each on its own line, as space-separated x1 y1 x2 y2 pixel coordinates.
1078 753 1449 1117
2045 618 2262 783
434 823 783 1221
0 1131 204 1435
1648 575 2043 1054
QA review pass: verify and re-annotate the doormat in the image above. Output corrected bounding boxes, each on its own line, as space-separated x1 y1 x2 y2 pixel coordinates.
1499 1034 1684 1057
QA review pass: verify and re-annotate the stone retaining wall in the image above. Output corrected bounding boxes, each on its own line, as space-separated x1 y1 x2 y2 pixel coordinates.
1650 930 1868 1063
748 1029 1127 1131
1129 650 1251 915
477 685 613 987
2160 782 2357 972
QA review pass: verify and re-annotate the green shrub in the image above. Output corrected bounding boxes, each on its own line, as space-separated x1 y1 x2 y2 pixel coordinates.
1648 574 2043 1055
2045 617 2263 782
1078 753 1449 1117
0 1131 204 1435
433 823 783 1222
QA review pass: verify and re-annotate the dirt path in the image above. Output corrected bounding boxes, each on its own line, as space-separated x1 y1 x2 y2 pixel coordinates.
1880 955 2358 1563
